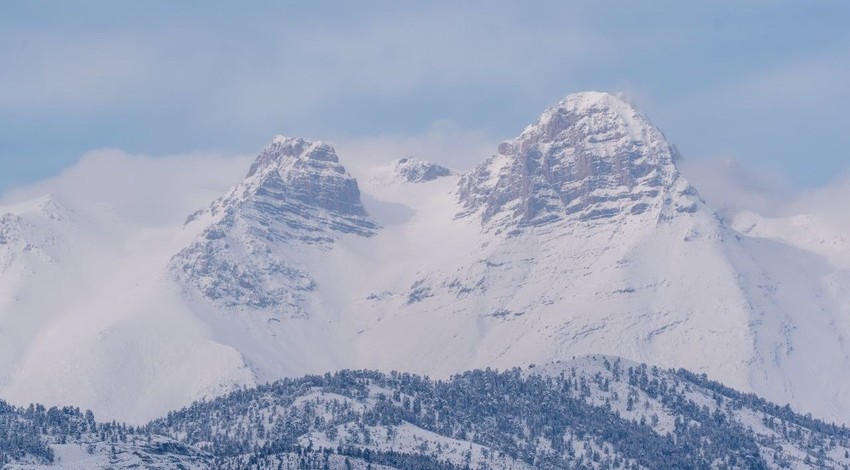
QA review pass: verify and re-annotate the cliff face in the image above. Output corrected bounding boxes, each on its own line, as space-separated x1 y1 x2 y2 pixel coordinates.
458 92 697 229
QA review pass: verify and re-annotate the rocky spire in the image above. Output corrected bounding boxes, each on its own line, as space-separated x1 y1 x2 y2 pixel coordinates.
171 136 376 312
244 136 369 217
457 92 697 229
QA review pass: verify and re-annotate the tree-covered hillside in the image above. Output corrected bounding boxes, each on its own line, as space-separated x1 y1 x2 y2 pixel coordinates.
3 356 850 469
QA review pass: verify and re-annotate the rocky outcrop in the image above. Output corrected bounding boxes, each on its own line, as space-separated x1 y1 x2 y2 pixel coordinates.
457 92 698 229
390 157 453 183
170 137 377 313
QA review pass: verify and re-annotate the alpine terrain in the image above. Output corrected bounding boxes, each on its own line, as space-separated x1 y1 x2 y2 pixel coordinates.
1 91 848 434
4 357 850 469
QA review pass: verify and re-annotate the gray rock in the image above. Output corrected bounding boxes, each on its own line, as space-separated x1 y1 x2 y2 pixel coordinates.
170 136 378 314
391 157 453 183
457 92 698 229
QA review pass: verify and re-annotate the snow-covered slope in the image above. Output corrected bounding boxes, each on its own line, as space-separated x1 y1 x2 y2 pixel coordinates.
333 92 850 423
0 196 72 389
1 92 849 428
733 210 850 269
0 186 255 424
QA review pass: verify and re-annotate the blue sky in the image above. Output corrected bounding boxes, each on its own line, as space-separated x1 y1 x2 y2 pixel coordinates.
1 1 849 192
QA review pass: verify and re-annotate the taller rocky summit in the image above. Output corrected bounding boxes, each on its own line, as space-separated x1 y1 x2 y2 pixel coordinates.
457 92 698 229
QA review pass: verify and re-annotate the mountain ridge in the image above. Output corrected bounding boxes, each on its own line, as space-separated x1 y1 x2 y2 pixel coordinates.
5 357 850 469
0 92 849 428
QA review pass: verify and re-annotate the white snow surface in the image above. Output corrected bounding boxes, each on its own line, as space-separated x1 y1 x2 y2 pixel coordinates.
1 92 849 426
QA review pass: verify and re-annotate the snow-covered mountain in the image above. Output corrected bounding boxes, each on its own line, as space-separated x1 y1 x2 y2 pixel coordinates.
172 136 377 314
1 92 849 428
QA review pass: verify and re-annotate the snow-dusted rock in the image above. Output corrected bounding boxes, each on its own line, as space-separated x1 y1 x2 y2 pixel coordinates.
171 136 377 312
390 157 453 183
458 92 697 229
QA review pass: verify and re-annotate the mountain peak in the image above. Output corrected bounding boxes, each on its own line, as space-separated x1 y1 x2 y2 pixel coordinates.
171 136 376 311
246 136 340 178
185 135 376 237
503 91 661 156
547 91 626 115
227 135 369 219
458 91 697 229
557 90 625 107
391 157 454 183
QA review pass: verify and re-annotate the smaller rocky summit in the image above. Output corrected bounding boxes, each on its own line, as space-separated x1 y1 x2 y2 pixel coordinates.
244 136 373 219
390 157 453 183
186 135 378 242
170 136 377 313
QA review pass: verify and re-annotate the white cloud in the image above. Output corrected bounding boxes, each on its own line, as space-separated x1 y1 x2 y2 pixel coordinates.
0 121 497 225
330 120 498 176
789 174 850 233
2 131 847 249
1 150 253 226
680 155 850 239
678 156 793 219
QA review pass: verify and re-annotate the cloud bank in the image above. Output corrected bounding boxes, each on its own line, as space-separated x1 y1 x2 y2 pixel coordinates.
1 150 253 226
2 134 848 246
679 155 850 241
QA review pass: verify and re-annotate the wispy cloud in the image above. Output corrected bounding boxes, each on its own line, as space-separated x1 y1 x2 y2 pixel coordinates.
790 174 850 233
678 156 794 219
1 150 253 226
332 120 498 175
680 154 850 242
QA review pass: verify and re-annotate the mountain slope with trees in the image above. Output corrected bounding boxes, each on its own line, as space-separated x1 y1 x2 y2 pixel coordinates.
4 357 850 469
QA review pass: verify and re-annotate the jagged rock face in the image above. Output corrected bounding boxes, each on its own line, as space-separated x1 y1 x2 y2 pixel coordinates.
170 137 377 313
171 232 317 312
390 157 453 183
457 92 698 229
222 136 377 241
245 137 370 218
